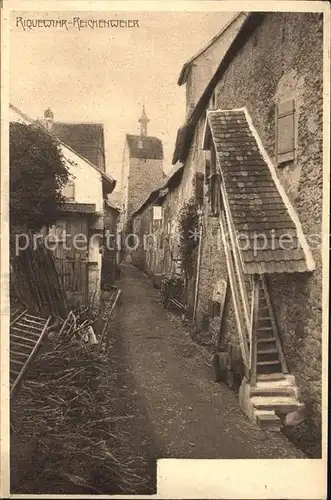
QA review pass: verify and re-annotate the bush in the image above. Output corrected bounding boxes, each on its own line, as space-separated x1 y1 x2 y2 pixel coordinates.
10 122 70 231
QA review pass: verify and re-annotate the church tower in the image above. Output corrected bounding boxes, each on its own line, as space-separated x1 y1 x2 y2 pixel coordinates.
120 107 164 232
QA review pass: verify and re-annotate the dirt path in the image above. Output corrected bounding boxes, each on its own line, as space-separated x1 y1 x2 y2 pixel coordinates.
110 264 305 463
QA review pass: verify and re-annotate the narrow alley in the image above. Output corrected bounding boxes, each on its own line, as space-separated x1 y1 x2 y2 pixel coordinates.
109 264 305 462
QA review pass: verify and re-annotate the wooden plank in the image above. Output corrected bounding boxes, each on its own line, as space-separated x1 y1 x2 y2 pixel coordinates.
261 276 288 374
219 209 249 367
10 334 36 344
10 309 28 327
249 275 259 386
11 315 52 396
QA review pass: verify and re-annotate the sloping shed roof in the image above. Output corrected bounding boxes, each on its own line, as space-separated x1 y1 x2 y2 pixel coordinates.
52 122 105 169
126 134 163 160
178 13 244 85
203 108 315 274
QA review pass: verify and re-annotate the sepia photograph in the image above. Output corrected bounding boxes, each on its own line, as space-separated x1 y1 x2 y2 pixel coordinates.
1 1 329 498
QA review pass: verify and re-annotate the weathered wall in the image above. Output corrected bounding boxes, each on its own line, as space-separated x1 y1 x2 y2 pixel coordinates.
184 13 247 115
196 12 323 436
102 204 119 285
127 157 163 220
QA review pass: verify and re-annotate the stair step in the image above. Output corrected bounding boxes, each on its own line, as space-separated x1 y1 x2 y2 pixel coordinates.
257 373 286 381
251 385 295 397
252 396 303 413
257 348 278 355
257 360 280 366
257 337 276 343
255 410 281 430
257 327 273 332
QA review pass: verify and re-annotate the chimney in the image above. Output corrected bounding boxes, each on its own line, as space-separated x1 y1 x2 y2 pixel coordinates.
44 108 54 131
138 105 149 137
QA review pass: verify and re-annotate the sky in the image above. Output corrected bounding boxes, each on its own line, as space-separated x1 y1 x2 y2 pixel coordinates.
10 10 235 188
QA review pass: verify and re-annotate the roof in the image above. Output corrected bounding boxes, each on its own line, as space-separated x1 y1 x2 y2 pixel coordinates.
105 199 121 213
126 134 163 160
51 122 105 169
172 12 266 165
178 13 243 85
131 163 184 218
203 108 315 274
9 104 116 194
131 188 162 217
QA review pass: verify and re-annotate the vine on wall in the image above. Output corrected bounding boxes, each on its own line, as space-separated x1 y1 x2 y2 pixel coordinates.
177 198 199 279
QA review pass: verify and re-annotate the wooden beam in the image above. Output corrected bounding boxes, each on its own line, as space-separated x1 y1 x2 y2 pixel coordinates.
219 209 249 367
220 180 250 332
250 274 259 386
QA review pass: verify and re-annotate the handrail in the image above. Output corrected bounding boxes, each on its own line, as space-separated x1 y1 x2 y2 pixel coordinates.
249 275 259 386
219 210 249 367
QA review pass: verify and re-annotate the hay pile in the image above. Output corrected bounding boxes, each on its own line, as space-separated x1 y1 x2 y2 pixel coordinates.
11 337 147 494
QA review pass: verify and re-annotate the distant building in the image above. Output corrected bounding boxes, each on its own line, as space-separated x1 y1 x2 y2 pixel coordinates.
42 108 106 171
119 107 164 234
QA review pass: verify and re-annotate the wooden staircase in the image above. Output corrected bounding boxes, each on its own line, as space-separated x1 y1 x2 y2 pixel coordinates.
10 310 51 396
241 276 305 431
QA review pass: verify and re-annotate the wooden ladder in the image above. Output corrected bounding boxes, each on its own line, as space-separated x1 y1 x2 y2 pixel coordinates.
10 312 51 396
250 276 288 384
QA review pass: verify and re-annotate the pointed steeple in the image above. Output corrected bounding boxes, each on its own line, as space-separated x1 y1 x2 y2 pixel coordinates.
138 105 149 137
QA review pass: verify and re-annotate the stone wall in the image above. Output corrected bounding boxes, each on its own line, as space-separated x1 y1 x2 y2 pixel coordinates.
127 157 163 220
196 12 323 437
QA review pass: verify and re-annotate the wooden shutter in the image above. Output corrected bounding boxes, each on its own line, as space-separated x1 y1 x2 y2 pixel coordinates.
276 99 296 164
195 172 204 205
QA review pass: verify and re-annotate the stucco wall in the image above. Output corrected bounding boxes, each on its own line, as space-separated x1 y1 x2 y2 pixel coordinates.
196 12 323 439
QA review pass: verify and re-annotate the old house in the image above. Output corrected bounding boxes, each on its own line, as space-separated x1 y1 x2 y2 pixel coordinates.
130 165 185 287
171 11 323 442
10 104 116 310
119 107 164 237
101 199 120 287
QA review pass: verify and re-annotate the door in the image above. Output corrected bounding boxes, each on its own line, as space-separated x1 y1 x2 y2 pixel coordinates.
51 215 89 308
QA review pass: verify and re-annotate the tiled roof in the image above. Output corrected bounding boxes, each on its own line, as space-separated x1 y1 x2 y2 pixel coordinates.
204 108 312 274
52 122 105 169
126 134 163 160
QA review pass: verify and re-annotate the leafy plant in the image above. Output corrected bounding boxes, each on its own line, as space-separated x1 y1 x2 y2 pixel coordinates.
177 198 199 278
10 122 70 231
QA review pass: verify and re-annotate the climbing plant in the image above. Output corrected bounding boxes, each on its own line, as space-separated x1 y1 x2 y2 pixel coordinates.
177 198 200 279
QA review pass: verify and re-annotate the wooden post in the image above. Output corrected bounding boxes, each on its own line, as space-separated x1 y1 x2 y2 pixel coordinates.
250 274 259 387
192 212 203 326
219 210 249 367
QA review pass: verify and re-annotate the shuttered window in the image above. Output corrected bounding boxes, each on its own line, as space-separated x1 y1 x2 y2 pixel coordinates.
195 172 204 206
275 99 296 165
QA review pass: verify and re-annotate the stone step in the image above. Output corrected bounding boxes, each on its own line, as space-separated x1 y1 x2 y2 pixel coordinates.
250 385 295 397
251 395 303 413
255 410 281 430
257 373 286 382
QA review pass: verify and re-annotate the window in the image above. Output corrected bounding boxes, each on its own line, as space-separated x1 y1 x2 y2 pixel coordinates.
275 99 296 165
153 206 163 221
195 172 204 206
63 180 75 201
206 146 221 216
